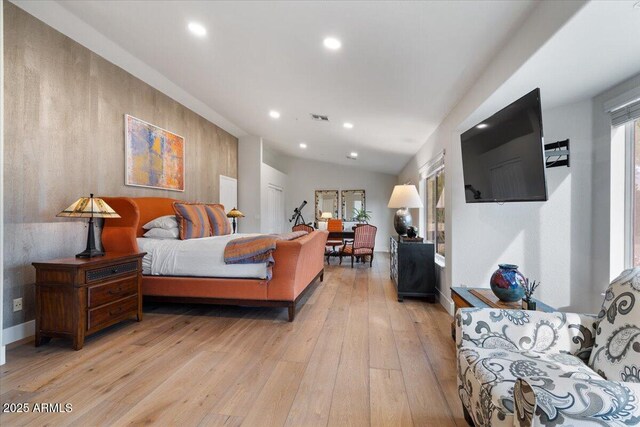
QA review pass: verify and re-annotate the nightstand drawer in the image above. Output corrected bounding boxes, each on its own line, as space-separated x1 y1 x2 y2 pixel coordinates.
87 295 138 332
86 261 138 283
88 277 138 308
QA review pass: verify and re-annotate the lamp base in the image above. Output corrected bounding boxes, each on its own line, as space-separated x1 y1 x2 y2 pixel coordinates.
76 248 105 258
393 208 413 236
76 217 104 258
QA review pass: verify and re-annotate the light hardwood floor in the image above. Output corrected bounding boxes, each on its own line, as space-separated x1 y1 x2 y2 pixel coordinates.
0 254 466 427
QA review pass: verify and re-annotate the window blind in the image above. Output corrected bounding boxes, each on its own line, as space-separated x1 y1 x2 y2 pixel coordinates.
419 151 445 179
611 99 640 127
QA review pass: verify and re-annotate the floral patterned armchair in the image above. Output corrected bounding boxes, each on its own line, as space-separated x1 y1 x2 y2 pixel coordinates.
456 267 640 427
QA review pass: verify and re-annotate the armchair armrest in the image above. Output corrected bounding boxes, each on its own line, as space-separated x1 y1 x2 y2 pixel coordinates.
514 376 640 427
456 308 597 360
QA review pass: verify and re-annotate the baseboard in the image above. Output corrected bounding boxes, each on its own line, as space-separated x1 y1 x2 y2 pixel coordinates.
438 288 455 316
0 345 5 365
2 320 35 345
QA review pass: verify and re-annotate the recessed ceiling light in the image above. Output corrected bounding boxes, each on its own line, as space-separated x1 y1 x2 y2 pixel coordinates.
350 152 358 157
323 37 342 50
269 110 281 119
476 123 488 129
188 22 207 37
343 122 354 129
299 143 307 149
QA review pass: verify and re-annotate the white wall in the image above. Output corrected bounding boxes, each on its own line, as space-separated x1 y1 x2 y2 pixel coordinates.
261 163 288 233
399 0 587 313
451 101 594 312
238 136 262 233
265 150 397 251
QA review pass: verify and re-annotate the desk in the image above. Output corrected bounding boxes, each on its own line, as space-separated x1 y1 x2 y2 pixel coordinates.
328 231 355 239
325 231 355 264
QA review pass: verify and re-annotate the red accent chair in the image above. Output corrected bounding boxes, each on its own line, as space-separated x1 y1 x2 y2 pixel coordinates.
292 224 314 233
325 219 344 264
340 224 377 268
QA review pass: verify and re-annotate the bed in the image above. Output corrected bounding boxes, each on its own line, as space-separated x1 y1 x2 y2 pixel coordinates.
101 197 328 321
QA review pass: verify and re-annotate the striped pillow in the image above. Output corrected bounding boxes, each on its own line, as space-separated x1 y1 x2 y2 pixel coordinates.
173 203 212 239
205 204 232 236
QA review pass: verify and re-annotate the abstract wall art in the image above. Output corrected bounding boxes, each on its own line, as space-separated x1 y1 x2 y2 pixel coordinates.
125 114 185 191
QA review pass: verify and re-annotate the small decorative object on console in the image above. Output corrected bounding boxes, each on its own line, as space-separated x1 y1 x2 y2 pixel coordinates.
521 277 540 310
489 263 525 302
406 226 417 238
354 207 372 224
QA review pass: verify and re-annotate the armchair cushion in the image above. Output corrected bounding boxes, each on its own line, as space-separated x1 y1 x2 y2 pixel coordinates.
456 308 597 361
459 346 601 427
341 245 373 256
589 267 640 381
514 376 640 427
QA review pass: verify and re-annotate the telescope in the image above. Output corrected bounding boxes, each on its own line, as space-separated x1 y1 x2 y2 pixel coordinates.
289 200 308 225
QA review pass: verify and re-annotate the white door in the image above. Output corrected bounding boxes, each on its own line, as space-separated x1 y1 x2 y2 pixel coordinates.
219 175 238 211
265 184 284 234
219 175 237 230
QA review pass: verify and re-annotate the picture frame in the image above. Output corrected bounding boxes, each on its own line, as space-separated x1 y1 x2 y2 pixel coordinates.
125 114 185 192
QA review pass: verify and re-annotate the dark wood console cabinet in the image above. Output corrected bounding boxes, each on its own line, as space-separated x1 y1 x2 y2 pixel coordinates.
389 237 436 302
33 252 145 350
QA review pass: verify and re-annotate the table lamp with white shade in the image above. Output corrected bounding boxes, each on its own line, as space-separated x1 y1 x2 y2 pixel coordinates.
387 184 423 236
318 211 332 230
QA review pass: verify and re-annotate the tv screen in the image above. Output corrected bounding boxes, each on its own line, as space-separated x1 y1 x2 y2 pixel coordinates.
461 88 547 203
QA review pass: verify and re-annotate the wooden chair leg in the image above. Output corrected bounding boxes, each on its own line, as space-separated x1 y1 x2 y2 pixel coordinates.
351 254 354 268
370 252 374 267
288 303 296 322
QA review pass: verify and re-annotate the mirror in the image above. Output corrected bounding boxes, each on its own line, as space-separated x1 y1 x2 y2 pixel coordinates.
341 189 366 222
315 190 339 220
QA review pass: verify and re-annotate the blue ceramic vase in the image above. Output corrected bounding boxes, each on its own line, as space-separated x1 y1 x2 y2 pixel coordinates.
490 264 525 302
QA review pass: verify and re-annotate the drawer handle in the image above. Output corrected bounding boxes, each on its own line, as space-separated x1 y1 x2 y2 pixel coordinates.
111 268 119 274
108 288 122 295
109 306 124 316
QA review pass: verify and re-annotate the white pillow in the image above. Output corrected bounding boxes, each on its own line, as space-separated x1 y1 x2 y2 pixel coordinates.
143 227 179 239
142 215 178 230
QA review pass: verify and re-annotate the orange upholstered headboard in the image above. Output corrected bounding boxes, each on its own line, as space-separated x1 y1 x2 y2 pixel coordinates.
101 197 225 253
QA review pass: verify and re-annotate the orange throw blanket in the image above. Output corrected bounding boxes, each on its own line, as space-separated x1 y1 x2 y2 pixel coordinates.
224 231 308 279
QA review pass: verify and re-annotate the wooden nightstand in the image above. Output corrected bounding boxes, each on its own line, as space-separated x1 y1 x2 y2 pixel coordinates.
32 252 145 350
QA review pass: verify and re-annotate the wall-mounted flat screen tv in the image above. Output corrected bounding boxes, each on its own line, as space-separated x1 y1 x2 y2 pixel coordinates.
461 88 547 203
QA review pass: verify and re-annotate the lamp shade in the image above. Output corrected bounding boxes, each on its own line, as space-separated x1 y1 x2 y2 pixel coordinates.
226 208 245 218
57 195 120 218
387 185 423 208
320 212 333 219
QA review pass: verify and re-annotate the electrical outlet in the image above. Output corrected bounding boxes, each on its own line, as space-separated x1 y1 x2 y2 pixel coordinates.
13 298 23 312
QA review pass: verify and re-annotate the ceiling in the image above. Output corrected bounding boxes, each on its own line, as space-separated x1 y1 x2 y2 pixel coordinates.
44 0 536 174
461 0 640 130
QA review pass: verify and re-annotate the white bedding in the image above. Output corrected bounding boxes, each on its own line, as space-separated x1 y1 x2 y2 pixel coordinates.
137 233 269 279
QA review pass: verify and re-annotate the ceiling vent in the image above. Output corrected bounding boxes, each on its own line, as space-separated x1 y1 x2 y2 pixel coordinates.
310 113 329 122
346 155 357 160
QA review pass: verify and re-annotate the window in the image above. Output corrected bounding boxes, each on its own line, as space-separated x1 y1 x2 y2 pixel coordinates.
611 113 640 272
420 153 445 261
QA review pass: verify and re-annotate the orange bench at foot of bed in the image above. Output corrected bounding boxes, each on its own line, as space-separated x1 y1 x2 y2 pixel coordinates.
101 197 328 321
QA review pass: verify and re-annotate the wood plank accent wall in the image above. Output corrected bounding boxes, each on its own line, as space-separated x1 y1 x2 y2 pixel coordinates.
3 2 238 328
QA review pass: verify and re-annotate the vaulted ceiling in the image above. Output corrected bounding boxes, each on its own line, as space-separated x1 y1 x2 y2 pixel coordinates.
30 0 534 173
